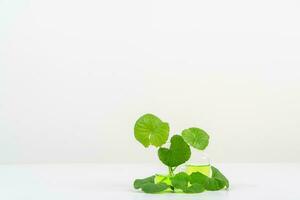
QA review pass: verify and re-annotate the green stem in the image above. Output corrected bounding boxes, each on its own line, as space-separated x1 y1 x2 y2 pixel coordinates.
173 166 177 172
168 167 176 192
168 167 174 177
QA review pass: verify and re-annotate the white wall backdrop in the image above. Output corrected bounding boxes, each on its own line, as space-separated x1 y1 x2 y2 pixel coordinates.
1 0 300 164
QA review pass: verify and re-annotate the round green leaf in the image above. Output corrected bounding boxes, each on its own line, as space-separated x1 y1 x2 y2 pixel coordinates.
141 182 169 193
170 172 190 191
134 114 169 147
181 127 209 150
206 179 226 191
205 166 229 190
185 183 205 193
190 172 209 187
158 135 191 167
134 175 155 189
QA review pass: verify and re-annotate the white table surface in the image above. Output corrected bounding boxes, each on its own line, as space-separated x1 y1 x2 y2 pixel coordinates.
0 163 299 200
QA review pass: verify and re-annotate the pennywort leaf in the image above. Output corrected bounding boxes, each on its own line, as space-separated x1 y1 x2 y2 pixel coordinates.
141 182 169 193
170 172 190 191
171 172 207 193
206 166 229 191
185 183 205 193
134 114 169 147
190 172 209 187
206 179 226 191
181 128 209 150
134 175 170 193
158 135 191 167
134 175 155 189
184 172 209 193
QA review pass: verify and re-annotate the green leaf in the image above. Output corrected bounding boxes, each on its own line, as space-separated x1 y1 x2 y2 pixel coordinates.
205 166 229 191
181 128 209 150
206 179 225 191
185 183 205 193
158 135 191 167
170 172 190 191
141 182 169 193
179 172 208 193
190 172 209 187
134 114 169 147
211 166 229 188
134 175 155 189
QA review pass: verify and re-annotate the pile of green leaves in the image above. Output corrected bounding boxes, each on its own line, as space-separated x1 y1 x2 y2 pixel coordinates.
133 114 229 194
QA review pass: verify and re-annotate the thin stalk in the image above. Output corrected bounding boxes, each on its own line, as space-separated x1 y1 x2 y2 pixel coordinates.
168 167 174 177
168 167 175 192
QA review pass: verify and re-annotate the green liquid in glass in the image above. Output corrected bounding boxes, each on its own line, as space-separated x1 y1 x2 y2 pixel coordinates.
185 164 211 177
154 174 171 185
154 164 211 188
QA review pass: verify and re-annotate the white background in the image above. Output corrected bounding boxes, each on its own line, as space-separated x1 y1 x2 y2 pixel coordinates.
1 0 300 164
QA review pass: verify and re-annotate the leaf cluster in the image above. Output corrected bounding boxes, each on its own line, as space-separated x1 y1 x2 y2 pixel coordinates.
134 167 229 194
133 113 229 194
